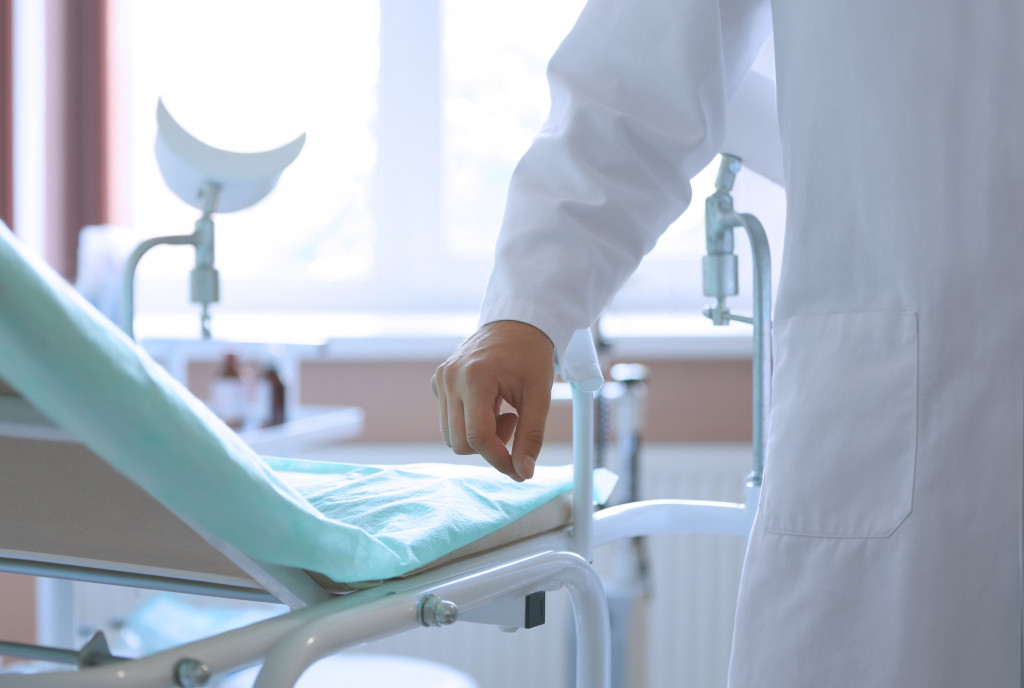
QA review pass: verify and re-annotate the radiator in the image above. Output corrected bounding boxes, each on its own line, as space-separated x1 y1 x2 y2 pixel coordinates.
72 442 752 688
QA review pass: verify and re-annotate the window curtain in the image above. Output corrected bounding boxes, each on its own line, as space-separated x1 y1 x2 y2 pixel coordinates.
45 0 110 279
0 0 12 230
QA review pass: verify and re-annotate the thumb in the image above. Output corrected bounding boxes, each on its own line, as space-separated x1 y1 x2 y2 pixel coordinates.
510 387 550 480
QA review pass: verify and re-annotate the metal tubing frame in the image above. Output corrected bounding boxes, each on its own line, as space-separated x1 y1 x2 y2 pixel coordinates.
119 183 220 340
0 556 275 604
704 156 772 485
0 641 86 667
253 551 609 688
119 233 196 339
571 384 596 562
0 550 609 688
593 483 761 544
739 211 772 485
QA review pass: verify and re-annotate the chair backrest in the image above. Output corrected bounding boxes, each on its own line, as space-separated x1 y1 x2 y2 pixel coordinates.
0 409 261 596
0 223 349 605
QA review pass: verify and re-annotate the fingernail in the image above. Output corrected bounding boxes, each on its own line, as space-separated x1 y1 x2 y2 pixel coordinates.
516 456 536 480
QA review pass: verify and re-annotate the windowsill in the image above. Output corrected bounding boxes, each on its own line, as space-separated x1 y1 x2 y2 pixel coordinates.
136 309 755 361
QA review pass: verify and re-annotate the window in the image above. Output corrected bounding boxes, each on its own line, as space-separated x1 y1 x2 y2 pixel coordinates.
442 0 586 258
113 0 379 312
111 1 783 331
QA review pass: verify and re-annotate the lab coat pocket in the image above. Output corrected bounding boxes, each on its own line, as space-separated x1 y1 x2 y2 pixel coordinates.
761 311 917 538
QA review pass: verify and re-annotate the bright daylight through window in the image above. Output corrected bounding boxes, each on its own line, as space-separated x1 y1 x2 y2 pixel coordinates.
112 0 782 338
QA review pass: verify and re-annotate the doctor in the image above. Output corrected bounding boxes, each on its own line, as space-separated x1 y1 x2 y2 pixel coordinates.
431 1 1023 685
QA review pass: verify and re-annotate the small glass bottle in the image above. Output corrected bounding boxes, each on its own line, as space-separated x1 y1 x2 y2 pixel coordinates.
208 353 246 430
262 363 287 427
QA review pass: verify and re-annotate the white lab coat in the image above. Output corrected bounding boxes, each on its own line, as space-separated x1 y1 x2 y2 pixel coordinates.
480 1 1024 685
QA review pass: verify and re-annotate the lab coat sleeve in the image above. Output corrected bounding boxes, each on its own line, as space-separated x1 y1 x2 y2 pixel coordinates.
478 0 772 355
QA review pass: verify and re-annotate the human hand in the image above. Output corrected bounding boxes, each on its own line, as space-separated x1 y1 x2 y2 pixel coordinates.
431 320 555 481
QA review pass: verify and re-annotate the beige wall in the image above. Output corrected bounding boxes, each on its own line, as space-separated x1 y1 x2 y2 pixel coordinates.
0 573 35 659
0 378 36 650
192 357 753 444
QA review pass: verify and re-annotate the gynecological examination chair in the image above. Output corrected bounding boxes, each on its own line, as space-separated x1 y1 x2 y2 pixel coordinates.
0 67 780 688
0 159 772 686
0 217 623 687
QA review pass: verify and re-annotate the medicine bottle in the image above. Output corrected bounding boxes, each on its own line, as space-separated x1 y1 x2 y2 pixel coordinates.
208 353 246 430
261 363 287 427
